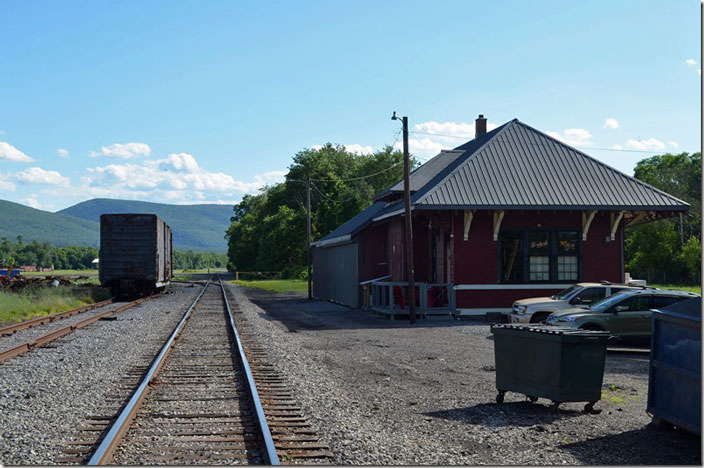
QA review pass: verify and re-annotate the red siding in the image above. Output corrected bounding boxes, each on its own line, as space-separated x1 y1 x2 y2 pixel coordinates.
456 289 563 308
358 224 388 282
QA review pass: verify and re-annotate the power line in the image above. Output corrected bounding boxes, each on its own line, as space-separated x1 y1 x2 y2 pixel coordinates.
310 181 356 204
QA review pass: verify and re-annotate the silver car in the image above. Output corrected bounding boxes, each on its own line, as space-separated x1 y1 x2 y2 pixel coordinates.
510 282 638 324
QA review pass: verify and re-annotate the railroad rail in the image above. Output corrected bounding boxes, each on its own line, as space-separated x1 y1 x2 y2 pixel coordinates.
0 296 154 363
0 299 113 336
64 277 329 465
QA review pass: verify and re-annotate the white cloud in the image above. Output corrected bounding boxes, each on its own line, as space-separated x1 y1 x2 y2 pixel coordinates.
625 138 666 151
57 148 69 158
391 120 499 159
310 143 375 155
344 144 374 155
21 197 42 210
90 142 151 159
546 128 592 147
0 141 34 162
603 118 620 129
668 141 679 148
0 173 16 191
611 144 623 150
82 152 279 204
686 58 697 66
15 167 71 186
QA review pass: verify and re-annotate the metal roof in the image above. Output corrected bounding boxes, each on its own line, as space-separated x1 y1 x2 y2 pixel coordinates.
313 201 387 247
412 119 690 211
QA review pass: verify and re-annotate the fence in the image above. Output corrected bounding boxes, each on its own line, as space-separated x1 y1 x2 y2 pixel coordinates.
368 281 456 318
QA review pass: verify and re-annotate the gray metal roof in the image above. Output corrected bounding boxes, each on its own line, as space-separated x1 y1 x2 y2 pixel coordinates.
375 150 465 198
313 201 387 247
412 119 689 211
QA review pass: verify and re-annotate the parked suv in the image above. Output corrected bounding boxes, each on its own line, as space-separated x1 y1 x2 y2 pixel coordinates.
545 288 699 344
510 282 638 324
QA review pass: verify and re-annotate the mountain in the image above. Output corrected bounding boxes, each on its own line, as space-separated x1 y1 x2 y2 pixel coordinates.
0 200 100 247
58 198 233 252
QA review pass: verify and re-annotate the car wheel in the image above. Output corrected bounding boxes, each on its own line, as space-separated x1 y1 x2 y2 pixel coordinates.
530 312 550 323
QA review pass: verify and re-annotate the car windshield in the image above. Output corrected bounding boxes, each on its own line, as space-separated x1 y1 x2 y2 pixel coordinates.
551 285 581 300
587 291 634 310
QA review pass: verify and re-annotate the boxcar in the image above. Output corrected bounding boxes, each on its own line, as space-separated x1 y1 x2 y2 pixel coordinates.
99 214 172 297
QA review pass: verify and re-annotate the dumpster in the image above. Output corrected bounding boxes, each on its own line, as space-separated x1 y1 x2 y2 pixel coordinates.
491 324 610 412
647 297 701 435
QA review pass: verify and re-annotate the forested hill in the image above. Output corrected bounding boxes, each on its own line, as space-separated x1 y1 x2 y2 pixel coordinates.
0 199 99 247
59 198 233 252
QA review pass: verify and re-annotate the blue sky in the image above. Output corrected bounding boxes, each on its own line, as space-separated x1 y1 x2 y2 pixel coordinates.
0 1 700 211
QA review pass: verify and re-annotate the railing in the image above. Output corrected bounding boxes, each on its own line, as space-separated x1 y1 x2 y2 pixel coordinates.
368 281 456 317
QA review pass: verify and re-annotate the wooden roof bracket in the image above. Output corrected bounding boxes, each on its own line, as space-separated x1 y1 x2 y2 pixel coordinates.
609 210 625 242
582 210 597 241
463 210 474 241
493 210 505 241
625 211 647 227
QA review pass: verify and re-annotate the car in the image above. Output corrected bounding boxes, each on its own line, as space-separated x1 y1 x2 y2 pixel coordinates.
545 288 700 344
510 281 639 324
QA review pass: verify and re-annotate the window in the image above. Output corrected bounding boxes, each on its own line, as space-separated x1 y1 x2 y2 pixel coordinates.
613 295 651 312
557 231 578 281
500 232 523 282
570 287 606 305
529 232 550 281
652 295 684 309
499 229 580 283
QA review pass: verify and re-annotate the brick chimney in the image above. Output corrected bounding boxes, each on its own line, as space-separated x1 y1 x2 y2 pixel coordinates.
475 114 487 136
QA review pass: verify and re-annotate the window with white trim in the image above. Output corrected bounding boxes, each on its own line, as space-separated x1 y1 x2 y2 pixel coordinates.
499 229 581 283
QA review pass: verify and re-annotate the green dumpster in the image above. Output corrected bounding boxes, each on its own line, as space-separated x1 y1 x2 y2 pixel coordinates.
491 324 610 412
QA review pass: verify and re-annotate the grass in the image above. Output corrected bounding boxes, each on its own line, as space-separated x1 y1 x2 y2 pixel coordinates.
231 279 308 294
22 269 98 276
650 284 701 295
0 286 111 326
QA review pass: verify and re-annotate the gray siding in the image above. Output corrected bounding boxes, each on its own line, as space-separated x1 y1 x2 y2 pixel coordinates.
313 242 359 307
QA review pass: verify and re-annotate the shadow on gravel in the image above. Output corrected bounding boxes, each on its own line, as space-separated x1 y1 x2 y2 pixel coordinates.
425 401 584 427
561 427 701 465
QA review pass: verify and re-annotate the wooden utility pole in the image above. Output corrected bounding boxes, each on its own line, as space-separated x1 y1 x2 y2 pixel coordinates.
307 177 312 300
393 112 416 324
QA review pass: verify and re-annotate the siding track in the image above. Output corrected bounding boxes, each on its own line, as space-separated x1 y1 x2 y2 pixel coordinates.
63 277 330 465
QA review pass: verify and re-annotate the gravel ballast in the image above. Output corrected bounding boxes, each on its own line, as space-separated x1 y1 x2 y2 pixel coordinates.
227 284 701 466
0 284 200 465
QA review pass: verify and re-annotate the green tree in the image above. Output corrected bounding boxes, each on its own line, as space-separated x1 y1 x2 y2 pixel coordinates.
225 144 408 277
626 152 701 284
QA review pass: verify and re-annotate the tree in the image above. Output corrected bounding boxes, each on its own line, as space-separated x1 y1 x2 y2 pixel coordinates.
626 152 702 284
226 144 409 276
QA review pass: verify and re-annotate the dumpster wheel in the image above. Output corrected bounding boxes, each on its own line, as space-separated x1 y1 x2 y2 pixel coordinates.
584 401 601 414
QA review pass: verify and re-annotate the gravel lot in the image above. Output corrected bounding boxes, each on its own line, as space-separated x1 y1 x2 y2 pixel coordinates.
0 284 200 466
227 283 701 466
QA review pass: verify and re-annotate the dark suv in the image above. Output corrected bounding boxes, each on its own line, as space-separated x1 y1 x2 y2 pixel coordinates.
545 288 700 344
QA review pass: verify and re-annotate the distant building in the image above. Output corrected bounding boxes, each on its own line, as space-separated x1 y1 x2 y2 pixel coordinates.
312 115 689 317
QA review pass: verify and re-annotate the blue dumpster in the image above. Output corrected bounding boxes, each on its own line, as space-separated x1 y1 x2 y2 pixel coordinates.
647 297 701 435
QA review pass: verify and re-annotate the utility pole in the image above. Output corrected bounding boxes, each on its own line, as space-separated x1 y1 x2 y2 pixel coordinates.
307 177 312 300
392 112 416 324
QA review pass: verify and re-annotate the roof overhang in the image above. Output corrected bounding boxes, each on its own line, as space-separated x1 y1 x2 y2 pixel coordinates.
311 234 352 248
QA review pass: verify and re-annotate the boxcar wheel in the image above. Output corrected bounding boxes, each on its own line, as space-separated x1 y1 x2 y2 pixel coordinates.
496 392 505 404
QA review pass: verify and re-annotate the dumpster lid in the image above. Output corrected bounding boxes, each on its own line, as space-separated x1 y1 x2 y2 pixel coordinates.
652 297 701 322
491 323 610 337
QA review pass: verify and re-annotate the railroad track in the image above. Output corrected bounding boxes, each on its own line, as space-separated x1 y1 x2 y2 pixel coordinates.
0 296 155 363
62 277 330 465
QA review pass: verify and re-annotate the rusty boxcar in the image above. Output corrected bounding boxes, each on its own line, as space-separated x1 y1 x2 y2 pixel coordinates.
99 214 172 297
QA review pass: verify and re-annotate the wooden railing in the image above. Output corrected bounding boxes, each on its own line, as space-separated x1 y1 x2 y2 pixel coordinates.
368 281 456 317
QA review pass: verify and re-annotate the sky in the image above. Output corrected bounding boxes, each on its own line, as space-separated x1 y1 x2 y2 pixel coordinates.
0 1 700 212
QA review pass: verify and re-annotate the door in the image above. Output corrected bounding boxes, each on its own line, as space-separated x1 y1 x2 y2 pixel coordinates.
604 295 652 340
